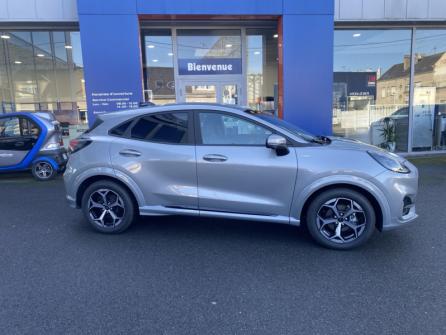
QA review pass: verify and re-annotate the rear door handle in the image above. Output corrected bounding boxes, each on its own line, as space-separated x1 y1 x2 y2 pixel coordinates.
119 149 141 157
203 154 228 162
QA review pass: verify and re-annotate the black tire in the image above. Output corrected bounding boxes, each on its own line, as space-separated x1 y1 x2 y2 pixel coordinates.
31 161 57 181
81 180 136 233
306 188 376 250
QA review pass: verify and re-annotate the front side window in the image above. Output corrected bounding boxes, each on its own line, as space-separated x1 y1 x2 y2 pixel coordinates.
0 117 20 138
256 114 316 142
199 112 272 145
130 112 189 144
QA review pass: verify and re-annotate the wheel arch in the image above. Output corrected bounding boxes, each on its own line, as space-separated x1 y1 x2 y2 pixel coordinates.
75 175 140 215
298 183 385 232
32 156 59 171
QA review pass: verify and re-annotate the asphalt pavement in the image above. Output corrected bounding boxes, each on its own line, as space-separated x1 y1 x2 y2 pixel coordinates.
0 157 445 335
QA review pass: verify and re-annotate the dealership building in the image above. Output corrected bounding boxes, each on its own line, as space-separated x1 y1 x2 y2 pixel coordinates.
1 0 446 153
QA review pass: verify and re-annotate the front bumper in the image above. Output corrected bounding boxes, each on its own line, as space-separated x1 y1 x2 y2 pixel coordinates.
374 160 419 231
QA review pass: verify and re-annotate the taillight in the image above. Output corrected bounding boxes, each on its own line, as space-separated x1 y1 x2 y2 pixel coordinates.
68 138 92 154
59 137 64 146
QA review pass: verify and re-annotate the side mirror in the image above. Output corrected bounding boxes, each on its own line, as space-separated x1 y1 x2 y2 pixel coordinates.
266 134 289 156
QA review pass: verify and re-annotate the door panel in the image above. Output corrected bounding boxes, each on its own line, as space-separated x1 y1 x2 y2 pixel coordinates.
110 140 198 209
0 149 28 166
0 116 39 168
195 111 297 217
196 146 297 217
109 112 198 210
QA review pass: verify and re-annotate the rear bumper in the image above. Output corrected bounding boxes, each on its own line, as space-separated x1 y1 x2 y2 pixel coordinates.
36 148 68 171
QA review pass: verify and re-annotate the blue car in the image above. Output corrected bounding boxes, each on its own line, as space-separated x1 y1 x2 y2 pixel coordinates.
0 112 68 181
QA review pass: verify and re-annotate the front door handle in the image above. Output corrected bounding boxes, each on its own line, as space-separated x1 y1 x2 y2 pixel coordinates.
203 154 228 162
119 149 142 157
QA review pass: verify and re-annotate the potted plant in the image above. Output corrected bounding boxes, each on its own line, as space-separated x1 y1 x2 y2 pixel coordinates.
379 117 396 152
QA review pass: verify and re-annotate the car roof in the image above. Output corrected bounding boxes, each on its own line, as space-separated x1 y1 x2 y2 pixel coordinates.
0 111 54 120
98 103 252 120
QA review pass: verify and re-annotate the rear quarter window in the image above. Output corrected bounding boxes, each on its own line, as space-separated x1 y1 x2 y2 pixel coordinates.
109 120 132 137
129 112 189 144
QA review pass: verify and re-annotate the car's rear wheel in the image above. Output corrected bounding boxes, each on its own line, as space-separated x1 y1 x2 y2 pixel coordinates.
306 188 376 250
81 180 135 233
32 161 56 181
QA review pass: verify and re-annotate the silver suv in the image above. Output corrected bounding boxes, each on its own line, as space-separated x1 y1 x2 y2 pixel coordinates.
64 104 418 249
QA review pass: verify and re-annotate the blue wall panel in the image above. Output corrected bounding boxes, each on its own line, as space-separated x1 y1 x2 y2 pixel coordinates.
136 0 283 15
283 0 334 15
77 0 334 134
78 14 143 122
282 14 334 135
78 0 136 15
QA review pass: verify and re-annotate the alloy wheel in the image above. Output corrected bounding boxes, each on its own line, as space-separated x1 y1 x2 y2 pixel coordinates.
88 189 126 228
316 197 367 244
34 162 53 179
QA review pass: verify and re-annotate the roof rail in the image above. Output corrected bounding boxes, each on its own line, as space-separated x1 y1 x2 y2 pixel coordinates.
139 102 156 107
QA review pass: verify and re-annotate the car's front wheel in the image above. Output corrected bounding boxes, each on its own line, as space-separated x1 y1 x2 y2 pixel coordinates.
306 188 376 250
81 180 136 233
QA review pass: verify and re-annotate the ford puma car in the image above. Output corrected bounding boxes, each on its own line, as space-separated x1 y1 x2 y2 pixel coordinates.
64 104 418 249
0 112 67 181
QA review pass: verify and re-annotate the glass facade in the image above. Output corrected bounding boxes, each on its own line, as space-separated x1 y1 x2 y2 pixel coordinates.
141 26 278 113
333 29 412 152
177 29 242 60
334 28 446 152
0 30 87 141
412 30 446 151
2 24 444 154
246 28 278 114
142 29 176 105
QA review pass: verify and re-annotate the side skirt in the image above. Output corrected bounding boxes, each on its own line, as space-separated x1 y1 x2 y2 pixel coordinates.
139 205 300 226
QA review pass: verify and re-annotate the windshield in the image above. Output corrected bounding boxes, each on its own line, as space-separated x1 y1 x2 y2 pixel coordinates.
256 114 316 142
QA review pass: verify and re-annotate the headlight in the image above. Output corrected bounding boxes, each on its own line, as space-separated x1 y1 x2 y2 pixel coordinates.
368 151 410 173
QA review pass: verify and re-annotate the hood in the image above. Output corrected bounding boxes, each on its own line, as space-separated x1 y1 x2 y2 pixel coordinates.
328 136 386 152
327 136 407 162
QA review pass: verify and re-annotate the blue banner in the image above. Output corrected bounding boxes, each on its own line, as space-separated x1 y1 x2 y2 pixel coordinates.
178 58 242 75
79 14 143 124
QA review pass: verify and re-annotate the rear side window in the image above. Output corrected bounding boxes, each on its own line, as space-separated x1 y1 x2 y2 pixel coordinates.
110 120 132 137
129 112 189 144
20 118 40 136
